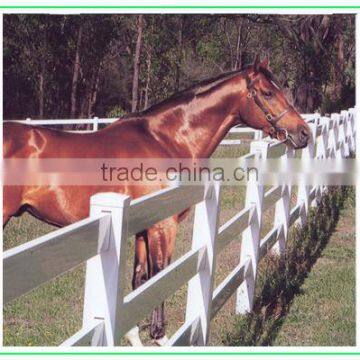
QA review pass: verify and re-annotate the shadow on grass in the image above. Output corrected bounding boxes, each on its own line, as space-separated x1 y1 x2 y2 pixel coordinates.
225 186 352 346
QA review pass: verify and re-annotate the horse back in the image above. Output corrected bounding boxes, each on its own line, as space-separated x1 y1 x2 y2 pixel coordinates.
3 118 172 159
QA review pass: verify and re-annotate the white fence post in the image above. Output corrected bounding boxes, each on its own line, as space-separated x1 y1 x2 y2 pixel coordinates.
333 113 345 160
93 117 99 132
341 110 350 157
324 115 336 193
254 130 263 140
345 110 354 154
185 180 221 345
344 109 354 155
326 115 334 158
82 193 130 346
317 118 329 160
348 108 356 153
296 123 316 227
236 141 268 314
272 146 294 256
336 112 345 158
329 113 340 158
312 120 327 202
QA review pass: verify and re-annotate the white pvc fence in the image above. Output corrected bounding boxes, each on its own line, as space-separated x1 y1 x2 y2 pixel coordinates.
3 108 355 346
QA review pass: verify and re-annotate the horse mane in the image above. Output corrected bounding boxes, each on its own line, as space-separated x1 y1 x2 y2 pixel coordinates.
121 69 244 120
121 65 278 120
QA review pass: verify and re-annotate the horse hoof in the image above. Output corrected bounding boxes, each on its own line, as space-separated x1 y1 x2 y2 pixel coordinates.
124 326 143 347
154 335 169 346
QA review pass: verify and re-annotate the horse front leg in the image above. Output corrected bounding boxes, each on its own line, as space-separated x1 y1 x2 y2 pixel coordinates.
147 216 178 346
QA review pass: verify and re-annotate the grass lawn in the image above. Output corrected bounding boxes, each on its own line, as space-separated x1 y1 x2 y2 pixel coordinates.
225 187 355 346
273 190 355 346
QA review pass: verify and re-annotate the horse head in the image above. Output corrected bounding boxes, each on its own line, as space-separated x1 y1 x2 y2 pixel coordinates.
238 54 311 149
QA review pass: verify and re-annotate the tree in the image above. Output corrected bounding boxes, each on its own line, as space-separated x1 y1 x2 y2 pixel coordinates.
70 21 83 118
269 15 351 112
3 14 355 120
131 15 144 113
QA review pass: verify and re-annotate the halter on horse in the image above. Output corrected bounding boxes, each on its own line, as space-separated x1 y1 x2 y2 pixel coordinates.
246 74 291 142
3 55 310 346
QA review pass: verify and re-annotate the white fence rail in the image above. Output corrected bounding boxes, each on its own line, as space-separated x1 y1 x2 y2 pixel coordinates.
3 108 355 346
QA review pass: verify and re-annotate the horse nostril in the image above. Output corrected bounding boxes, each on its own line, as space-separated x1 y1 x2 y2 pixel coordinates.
299 126 309 143
301 129 309 139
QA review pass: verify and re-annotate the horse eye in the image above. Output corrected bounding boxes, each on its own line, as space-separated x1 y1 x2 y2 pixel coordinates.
262 90 273 98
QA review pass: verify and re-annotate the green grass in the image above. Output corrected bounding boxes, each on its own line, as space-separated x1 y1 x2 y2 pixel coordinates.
273 190 355 346
225 187 355 346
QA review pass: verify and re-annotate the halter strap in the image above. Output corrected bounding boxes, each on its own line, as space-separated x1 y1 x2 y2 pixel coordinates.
245 74 292 139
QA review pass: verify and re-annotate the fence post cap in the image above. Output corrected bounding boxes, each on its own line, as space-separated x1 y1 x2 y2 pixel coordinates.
90 192 131 208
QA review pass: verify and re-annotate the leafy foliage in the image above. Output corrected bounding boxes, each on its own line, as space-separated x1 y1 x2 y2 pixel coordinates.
3 14 355 120
106 105 126 118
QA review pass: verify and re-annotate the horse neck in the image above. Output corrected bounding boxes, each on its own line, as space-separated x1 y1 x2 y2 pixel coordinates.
146 77 245 158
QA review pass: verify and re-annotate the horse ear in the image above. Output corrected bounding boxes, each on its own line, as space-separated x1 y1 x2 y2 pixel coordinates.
260 55 269 69
253 54 260 73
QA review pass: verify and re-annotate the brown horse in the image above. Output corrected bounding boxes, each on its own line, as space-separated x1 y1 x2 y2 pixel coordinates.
3 55 310 345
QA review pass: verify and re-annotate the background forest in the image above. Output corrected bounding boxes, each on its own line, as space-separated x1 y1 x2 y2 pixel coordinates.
3 14 355 121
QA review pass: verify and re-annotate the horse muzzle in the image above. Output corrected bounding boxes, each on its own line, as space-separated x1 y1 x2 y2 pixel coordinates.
288 124 311 149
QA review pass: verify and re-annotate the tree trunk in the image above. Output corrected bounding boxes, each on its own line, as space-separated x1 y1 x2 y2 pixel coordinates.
88 63 102 117
131 15 144 113
38 64 44 118
333 18 345 101
234 18 243 70
143 48 152 110
294 61 320 113
70 24 83 118
38 25 46 119
274 17 325 113
223 18 234 70
77 60 102 121
174 16 184 91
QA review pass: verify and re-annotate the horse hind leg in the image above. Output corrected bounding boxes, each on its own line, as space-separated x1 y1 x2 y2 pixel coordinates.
125 217 178 347
132 230 149 290
147 216 178 346
124 231 149 347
